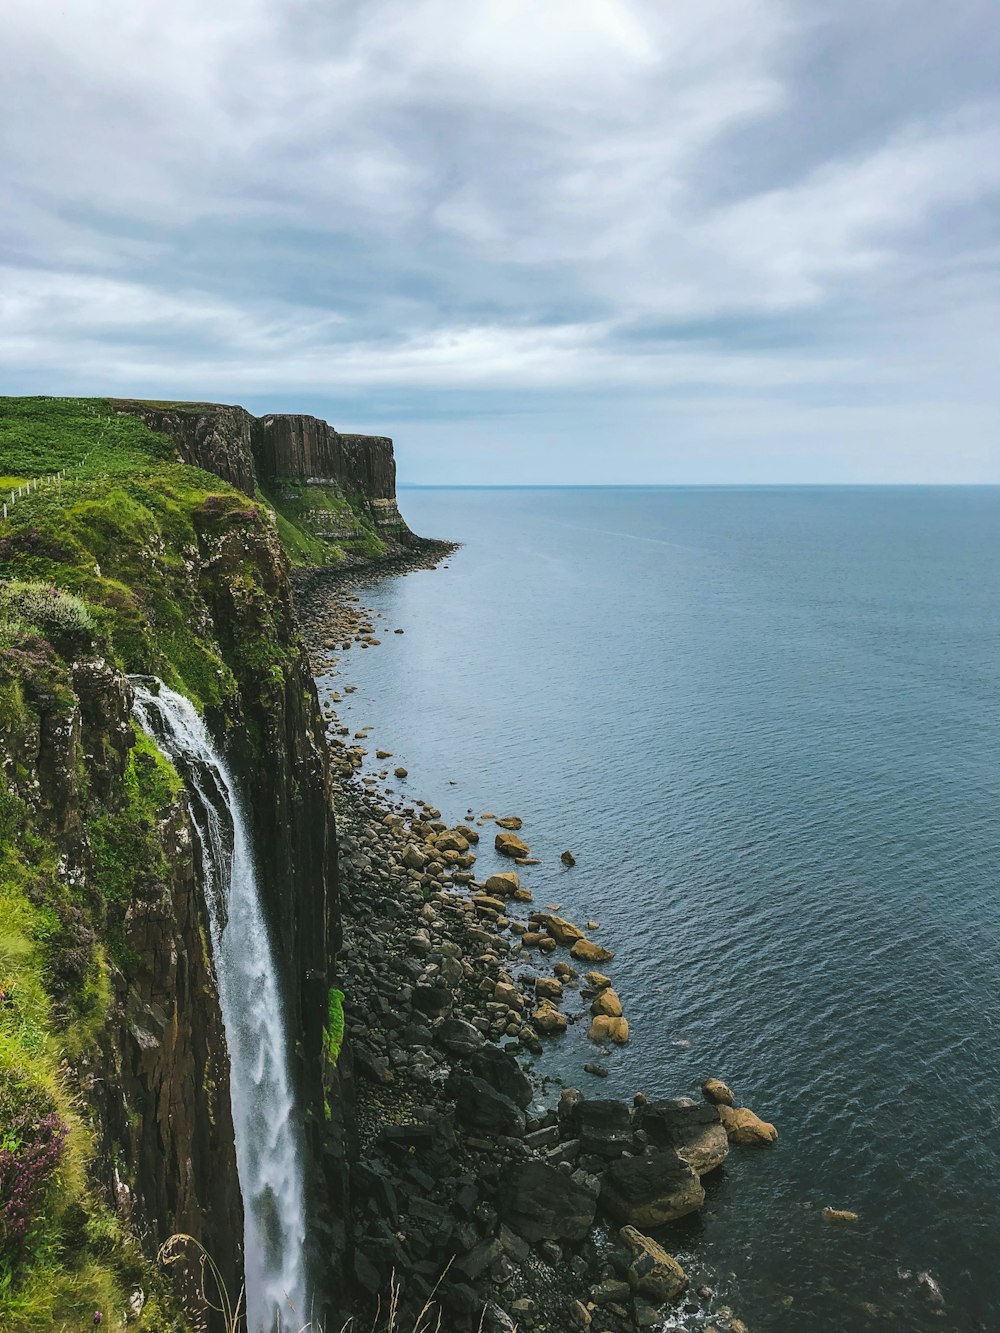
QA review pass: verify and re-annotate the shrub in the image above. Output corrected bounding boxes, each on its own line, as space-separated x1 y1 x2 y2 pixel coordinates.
0 581 95 643
0 1071 69 1274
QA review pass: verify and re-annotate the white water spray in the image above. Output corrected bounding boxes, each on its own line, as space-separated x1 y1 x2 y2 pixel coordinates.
132 680 310 1332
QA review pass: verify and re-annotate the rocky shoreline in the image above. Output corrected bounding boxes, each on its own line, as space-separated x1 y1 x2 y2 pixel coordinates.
295 560 777 1333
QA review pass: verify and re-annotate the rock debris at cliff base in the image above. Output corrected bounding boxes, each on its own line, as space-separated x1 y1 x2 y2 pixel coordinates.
299 576 770 1333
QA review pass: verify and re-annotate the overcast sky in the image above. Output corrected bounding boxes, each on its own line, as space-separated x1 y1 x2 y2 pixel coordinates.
3 1 998 482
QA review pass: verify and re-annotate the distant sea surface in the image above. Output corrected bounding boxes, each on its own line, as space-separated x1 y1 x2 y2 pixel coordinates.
321 486 1000 1332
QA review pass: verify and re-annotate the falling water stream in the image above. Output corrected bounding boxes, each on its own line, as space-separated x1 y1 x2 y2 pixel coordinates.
131 680 310 1333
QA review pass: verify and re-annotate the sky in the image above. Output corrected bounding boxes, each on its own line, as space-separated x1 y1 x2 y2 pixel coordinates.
2 0 999 483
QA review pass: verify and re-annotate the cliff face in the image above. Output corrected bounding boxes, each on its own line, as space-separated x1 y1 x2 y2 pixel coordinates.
112 400 412 560
0 398 350 1328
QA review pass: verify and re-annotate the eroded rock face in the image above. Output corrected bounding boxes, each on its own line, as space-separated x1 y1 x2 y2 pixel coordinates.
600 1150 705 1228
500 1161 598 1242
111 400 259 496
634 1099 729 1176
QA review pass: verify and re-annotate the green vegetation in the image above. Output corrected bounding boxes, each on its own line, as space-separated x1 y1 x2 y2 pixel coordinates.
260 477 388 566
324 988 345 1068
0 396 312 1328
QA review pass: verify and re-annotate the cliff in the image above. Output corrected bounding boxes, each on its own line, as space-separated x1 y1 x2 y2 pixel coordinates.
0 397 349 1329
111 399 413 566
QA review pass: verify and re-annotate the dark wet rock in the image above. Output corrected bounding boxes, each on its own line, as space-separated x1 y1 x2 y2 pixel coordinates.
633 1099 729 1175
600 1150 705 1228
499 1161 598 1242
468 1046 533 1109
449 1074 527 1136
436 1017 487 1056
571 1100 633 1159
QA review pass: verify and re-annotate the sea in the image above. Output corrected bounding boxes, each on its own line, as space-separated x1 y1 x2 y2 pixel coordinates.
317 485 1000 1332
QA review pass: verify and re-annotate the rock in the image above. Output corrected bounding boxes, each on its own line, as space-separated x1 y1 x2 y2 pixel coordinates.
468 1045 533 1108
822 1207 859 1223
584 1062 609 1078
567 1298 592 1328
436 1018 486 1056
485 872 520 896
600 1150 705 1228
718 1104 778 1145
495 816 523 830
436 829 471 853
701 1078 735 1107
537 914 585 946
574 1100 632 1158
449 1074 526 1135
499 1161 598 1242
561 851 577 866
591 988 623 1018
585 971 612 990
376 749 392 759
533 1001 568 1035
571 940 615 964
402 843 426 870
411 985 452 1018
535 976 564 1000
634 1099 728 1176
495 832 530 859
619 1225 688 1302
553 962 576 981
589 1279 631 1305
394 767 408 779
588 1016 629 1045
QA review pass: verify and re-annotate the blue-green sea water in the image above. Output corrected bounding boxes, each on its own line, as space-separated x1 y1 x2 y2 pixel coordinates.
319 486 1000 1332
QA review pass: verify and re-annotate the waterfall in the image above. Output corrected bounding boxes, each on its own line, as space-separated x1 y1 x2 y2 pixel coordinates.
131 679 310 1332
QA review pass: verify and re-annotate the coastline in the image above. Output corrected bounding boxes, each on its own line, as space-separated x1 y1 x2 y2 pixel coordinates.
296 554 768 1333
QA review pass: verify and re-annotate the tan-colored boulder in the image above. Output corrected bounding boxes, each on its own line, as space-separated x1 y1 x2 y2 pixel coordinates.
394 766 408 778
589 1015 629 1045
571 939 615 964
701 1078 735 1106
535 977 563 1001
822 1207 859 1224
521 931 545 948
619 1226 688 1302
538 914 585 946
496 816 523 830
585 971 612 990
718 1105 777 1145
485 872 520 896
533 1001 568 1035
591 987 623 1018
496 832 530 859
435 830 470 853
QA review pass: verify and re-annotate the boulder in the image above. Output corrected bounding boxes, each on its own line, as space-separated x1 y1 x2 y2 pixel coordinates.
402 843 427 870
495 816 523 830
468 1045 533 1108
536 913 585 946
571 939 615 964
533 1001 568 1035
634 1099 728 1175
435 1018 486 1057
822 1207 859 1224
591 987 623 1018
718 1105 778 1145
436 830 470 853
394 766 408 779
701 1078 735 1107
535 976 564 1001
619 1225 688 1302
600 1150 705 1228
588 1015 629 1045
499 1161 598 1242
411 985 452 1018
561 851 577 866
574 1100 632 1159
485 872 521 896
496 832 530 859
449 1074 526 1135
585 971 612 990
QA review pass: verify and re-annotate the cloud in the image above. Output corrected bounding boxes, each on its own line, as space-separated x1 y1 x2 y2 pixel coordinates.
1 0 998 479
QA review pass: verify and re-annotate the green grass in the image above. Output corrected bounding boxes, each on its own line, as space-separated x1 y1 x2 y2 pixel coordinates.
0 396 320 1328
